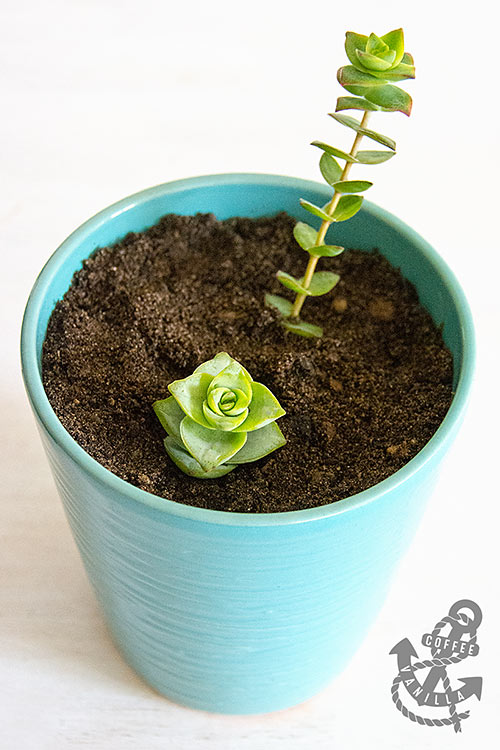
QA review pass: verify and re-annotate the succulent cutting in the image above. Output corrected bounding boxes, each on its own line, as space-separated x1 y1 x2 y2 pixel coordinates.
153 352 286 478
266 27 415 338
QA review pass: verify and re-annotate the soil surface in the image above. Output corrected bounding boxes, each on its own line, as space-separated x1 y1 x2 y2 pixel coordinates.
42 212 454 513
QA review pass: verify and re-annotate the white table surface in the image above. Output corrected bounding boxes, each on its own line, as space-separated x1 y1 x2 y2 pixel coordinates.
1 1 499 747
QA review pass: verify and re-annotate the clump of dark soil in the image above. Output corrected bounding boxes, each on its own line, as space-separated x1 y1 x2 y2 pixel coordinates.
42 212 454 512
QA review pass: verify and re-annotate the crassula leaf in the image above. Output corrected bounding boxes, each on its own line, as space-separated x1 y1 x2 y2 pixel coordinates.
381 62 415 81
193 351 248 378
154 353 286 476
169 372 214 429
311 141 357 162
227 422 286 464
163 436 236 479
337 65 388 88
307 244 344 258
294 223 344 255
281 318 323 338
276 270 309 295
380 28 405 66
361 52 414 81
342 84 374 98
356 149 395 164
345 31 369 71
153 396 184 443
299 199 332 222
319 152 343 185
332 195 363 222
293 221 317 250
364 84 412 116
332 180 372 194
180 416 246 472
232 382 286 432
336 96 380 113
356 48 395 71
305 271 340 296
265 293 293 317
328 113 396 150
277 270 340 296
366 32 389 57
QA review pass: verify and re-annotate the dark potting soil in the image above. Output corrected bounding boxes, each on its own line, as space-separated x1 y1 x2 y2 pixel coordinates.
42 212 454 513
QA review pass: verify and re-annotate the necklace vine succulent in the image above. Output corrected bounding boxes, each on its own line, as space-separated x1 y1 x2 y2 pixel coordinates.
266 27 415 338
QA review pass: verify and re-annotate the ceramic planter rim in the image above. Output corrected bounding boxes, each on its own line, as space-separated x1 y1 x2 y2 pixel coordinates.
21 173 475 527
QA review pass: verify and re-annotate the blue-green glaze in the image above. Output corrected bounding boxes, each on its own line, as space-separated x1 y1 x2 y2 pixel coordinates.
21 175 475 714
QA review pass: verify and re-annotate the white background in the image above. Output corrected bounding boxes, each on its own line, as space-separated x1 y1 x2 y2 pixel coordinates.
1 0 499 747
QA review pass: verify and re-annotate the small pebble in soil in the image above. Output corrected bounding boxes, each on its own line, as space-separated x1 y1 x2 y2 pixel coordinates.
332 296 348 313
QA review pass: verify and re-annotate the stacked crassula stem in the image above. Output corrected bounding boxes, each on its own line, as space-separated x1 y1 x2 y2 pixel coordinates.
266 28 415 337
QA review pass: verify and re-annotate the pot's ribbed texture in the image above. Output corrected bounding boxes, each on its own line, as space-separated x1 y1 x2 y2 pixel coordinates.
22 175 475 713
39 424 438 713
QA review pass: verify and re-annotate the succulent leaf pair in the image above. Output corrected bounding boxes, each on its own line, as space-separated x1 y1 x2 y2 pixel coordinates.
154 352 286 478
267 27 414 338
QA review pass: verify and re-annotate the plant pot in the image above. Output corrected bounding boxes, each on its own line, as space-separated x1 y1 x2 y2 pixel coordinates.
21 173 475 714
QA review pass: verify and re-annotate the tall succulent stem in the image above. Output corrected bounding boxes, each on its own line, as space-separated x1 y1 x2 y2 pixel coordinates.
290 111 371 319
268 28 415 338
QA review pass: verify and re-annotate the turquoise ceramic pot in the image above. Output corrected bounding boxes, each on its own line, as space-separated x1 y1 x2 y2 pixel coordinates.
21 174 474 714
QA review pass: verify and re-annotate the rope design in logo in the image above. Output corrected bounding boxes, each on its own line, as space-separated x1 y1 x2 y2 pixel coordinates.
390 600 482 732
430 612 477 731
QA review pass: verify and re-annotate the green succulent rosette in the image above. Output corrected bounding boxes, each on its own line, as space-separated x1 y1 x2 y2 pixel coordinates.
337 28 415 116
153 352 286 478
